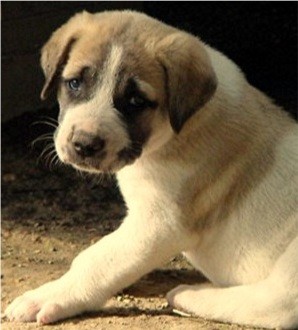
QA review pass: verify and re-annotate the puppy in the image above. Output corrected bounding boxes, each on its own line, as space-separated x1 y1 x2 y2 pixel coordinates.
5 10 298 329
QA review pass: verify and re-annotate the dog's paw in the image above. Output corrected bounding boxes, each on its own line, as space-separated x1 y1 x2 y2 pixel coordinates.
4 279 86 324
166 283 214 316
167 284 196 315
4 294 41 322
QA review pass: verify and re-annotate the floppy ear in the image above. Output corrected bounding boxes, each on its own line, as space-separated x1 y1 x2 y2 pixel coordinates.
40 29 77 100
157 33 217 133
40 11 92 100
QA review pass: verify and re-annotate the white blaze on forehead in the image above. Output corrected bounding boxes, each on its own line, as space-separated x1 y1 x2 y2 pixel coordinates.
99 45 123 102
86 44 123 117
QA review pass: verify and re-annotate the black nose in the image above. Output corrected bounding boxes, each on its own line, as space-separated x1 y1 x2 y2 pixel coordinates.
72 134 105 158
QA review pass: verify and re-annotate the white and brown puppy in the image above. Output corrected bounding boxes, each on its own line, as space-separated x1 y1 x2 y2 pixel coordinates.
5 10 298 329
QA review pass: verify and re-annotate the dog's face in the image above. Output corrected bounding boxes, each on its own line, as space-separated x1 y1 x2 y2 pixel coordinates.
41 11 217 173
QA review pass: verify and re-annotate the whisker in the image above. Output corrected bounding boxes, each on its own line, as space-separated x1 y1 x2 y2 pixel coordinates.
46 150 59 170
38 116 58 124
37 144 55 164
53 155 62 167
75 168 84 178
44 149 58 169
41 143 55 154
31 134 54 147
44 148 57 161
31 120 58 129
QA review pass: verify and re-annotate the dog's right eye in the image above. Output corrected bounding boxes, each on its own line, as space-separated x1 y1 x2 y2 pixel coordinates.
67 79 81 91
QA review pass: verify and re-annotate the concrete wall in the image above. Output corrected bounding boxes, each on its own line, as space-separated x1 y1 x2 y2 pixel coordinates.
2 2 143 122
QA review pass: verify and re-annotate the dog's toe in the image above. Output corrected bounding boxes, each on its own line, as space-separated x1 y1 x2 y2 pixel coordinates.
5 295 41 322
36 302 64 324
167 284 195 314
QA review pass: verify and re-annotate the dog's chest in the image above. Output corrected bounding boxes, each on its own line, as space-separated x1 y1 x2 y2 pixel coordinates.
116 161 185 214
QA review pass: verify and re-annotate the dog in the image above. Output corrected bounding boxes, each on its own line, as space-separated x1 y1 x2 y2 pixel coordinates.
5 10 298 329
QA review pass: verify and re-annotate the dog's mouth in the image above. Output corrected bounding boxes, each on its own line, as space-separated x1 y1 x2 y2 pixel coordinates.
58 144 142 174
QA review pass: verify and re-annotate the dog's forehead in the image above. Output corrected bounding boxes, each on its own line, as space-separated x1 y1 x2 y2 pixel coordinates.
58 13 167 106
62 40 161 99
61 17 162 81
62 38 118 79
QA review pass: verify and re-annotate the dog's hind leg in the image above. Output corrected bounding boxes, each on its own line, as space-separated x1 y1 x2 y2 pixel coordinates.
167 237 298 329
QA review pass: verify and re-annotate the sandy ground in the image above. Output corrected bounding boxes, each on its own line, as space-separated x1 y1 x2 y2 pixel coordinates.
1 110 265 330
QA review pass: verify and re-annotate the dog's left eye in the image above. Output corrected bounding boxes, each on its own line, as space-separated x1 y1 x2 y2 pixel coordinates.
128 96 146 109
67 79 81 91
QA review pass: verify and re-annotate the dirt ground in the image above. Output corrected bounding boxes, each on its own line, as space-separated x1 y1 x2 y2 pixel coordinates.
2 109 267 330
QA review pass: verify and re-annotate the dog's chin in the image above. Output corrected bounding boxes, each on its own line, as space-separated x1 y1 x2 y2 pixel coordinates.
70 159 129 174
67 148 142 174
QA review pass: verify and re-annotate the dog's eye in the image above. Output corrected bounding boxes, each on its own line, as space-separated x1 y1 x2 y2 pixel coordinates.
67 79 81 91
128 96 146 108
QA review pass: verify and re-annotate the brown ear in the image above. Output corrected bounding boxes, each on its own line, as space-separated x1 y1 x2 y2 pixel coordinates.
157 33 217 133
40 11 92 100
40 29 77 100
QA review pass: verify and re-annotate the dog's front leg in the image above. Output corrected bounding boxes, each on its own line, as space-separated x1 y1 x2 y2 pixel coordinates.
5 214 184 324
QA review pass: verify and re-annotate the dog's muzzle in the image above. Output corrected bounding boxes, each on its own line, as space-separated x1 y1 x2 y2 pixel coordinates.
55 127 142 173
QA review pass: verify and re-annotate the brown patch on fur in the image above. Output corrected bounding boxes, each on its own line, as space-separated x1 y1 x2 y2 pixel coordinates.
40 37 77 100
176 88 293 232
156 33 217 133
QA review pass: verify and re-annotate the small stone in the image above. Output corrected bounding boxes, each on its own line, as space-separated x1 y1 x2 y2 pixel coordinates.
3 173 16 182
157 302 169 310
32 236 42 243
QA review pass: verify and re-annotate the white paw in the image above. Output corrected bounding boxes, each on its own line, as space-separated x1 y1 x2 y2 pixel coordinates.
4 294 41 323
4 278 86 324
166 283 213 316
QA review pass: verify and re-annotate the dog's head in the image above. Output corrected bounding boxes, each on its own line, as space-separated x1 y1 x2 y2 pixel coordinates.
41 11 217 173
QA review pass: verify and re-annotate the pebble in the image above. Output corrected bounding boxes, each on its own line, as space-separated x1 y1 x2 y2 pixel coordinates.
32 235 42 243
3 173 16 182
2 231 11 239
157 302 169 310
